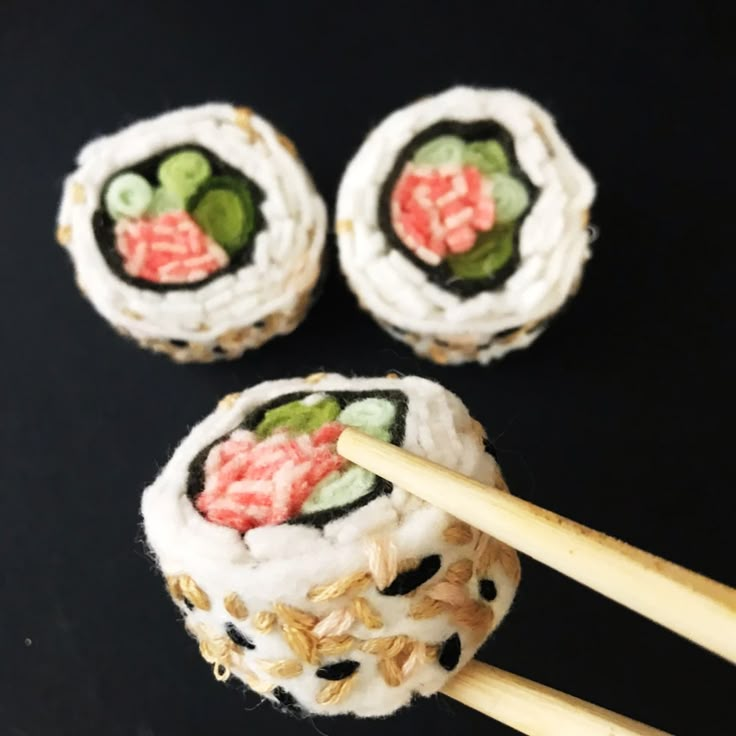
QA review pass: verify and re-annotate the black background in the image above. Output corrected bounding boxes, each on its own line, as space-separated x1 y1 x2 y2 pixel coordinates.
1 2 734 734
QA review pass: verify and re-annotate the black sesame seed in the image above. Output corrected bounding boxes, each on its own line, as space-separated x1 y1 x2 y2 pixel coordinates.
225 622 255 649
479 579 498 601
439 633 462 671
380 555 442 596
316 660 360 680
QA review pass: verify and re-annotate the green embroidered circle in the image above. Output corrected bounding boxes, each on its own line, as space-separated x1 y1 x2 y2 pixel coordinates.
413 135 465 167
254 397 341 439
158 150 212 200
447 224 515 279
104 172 153 220
147 186 184 216
338 398 396 440
188 176 256 253
301 467 376 514
462 140 509 176
490 173 530 224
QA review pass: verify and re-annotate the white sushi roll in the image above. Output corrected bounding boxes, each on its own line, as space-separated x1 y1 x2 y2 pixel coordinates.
142 373 520 717
56 104 327 362
336 87 596 365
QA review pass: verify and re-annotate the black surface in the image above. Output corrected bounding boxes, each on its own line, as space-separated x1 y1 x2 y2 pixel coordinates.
0 2 734 735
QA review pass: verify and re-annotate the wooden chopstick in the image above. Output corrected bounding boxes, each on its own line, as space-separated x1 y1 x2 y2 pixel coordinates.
337 428 736 664
442 660 671 735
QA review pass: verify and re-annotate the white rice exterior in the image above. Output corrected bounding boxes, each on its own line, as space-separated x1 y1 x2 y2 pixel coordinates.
56 104 327 362
142 373 520 717
336 87 596 364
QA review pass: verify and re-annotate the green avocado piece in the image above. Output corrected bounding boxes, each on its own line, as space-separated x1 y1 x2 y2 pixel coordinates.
188 176 255 253
147 186 184 216
446 224 515 279
462 140 510 176
255 397 341 439
158 150 211 200
413 135 465 167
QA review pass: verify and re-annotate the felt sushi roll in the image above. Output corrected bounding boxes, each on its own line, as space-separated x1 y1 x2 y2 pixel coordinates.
56 105 326 362
336 87 596 365
142 373 520 717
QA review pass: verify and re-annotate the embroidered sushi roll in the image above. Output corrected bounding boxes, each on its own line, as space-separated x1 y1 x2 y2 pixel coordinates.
142 373 520 717
336 87 595 364
56 105 326 362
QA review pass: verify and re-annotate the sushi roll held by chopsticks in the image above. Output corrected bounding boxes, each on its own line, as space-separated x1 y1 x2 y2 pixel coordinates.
142 373 520 717
56 104 326 362
336 87 595 365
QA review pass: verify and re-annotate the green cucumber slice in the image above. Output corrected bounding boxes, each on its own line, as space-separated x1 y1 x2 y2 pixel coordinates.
104 172 153 220
490 174 530 223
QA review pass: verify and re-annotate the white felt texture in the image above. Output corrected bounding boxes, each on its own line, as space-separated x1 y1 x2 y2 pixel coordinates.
56 104 326 357
336 87 595 364
142 374 520 717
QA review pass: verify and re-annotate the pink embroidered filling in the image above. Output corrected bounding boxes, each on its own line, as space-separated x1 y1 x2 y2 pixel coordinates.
195 423 346 533
114 211 228 284
390 164 495 265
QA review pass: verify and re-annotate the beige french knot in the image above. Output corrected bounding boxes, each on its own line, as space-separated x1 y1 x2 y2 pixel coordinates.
443 521 474 545
452 600 495 630
56 225 71 246
350 597 383 630
121 307 143 321
409 596 449 620
316 673 358 706
274 602 319 630
71 182 86 204
313 608 355 638
308 571 372 602
367 537 398 590
378 656 403 687
256 658 303 679
168 574 211 611
223 593 249 620
427 581 471 607
253 611 278 634
166 575 182 600
282 625 320 665
358 635 410 658
196 627 240 682
276 132 298 158
304 371 327 385
318 635 356 656
445 558 474 585
218 392 241 410
234 106 261 143
498 543 521 585
474 533 500 576
376 639 429 687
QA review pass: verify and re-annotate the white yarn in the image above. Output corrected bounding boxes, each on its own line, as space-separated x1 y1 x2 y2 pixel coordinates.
57 104 326 357
336 87 596 364
142 374 520 717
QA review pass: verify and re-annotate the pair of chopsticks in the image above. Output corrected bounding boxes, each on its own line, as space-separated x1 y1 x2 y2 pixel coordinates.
337 428 736 736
